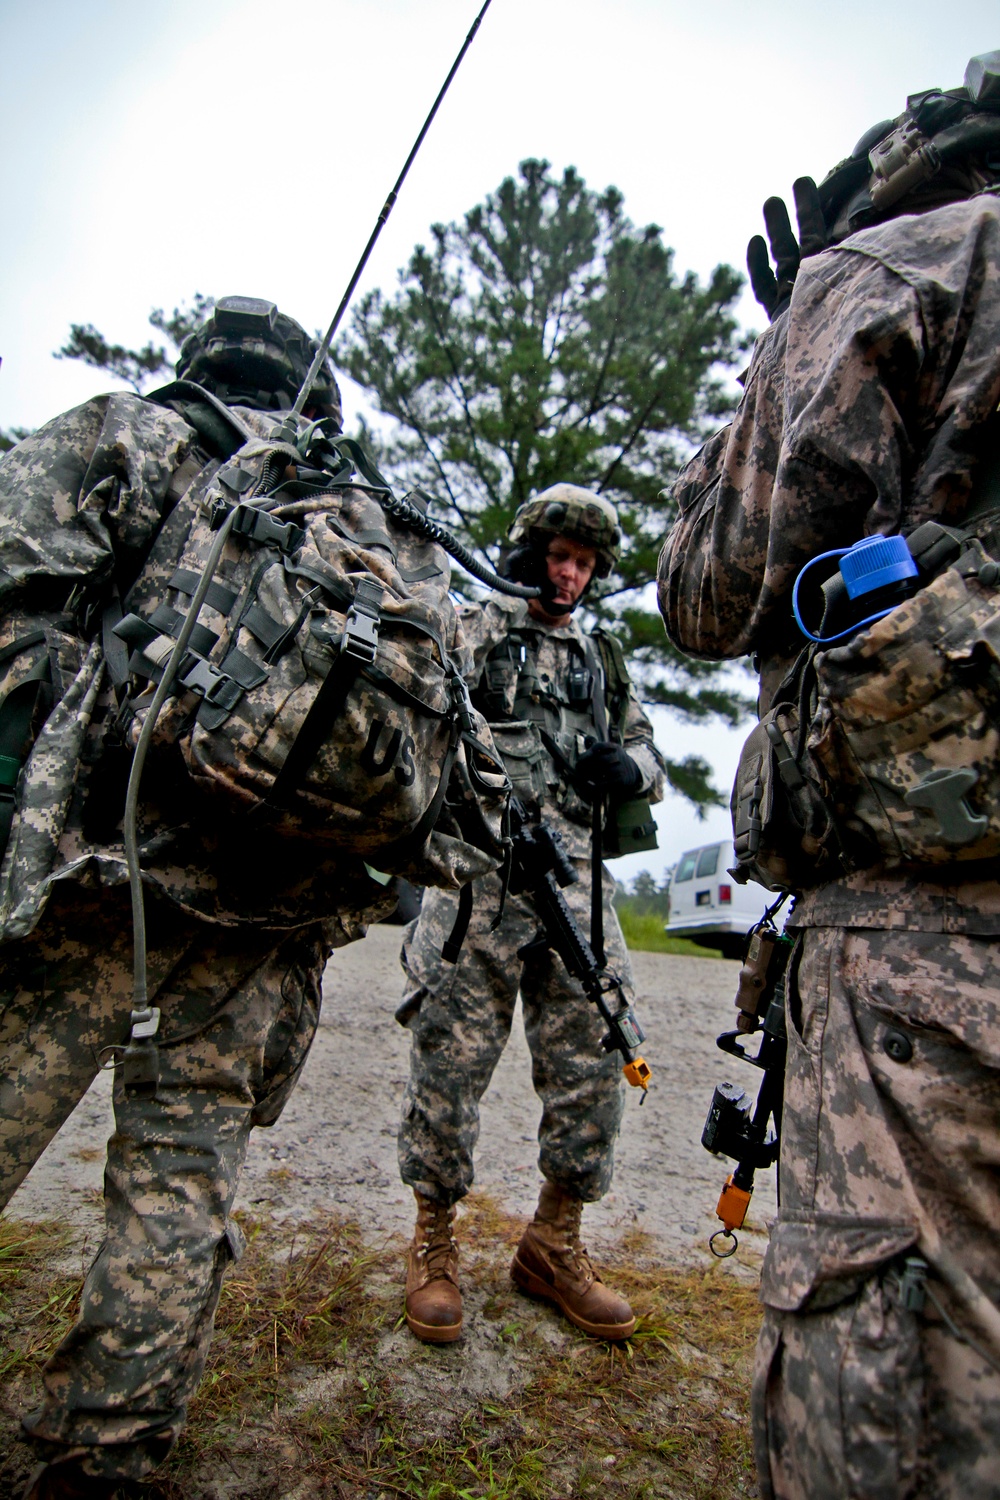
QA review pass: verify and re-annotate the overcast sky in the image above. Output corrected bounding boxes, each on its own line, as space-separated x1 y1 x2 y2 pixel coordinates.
2 0 997 879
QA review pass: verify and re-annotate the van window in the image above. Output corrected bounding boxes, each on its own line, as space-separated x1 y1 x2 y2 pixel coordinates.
695 845 720 878
674 852 697 882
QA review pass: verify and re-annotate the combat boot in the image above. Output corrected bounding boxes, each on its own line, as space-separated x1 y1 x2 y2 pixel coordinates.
404 1190 462 1343
21 1460 120 1499
511 1181 636 1340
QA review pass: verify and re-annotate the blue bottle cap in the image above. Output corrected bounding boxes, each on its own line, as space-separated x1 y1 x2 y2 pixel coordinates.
839 534 918 600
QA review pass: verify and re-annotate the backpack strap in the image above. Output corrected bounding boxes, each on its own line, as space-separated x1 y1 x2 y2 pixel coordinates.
579 635 610 742
144 379 259 458
591 628 631 742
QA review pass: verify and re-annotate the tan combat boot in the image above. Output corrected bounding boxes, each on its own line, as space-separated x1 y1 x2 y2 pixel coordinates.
511 1182 636 1340
404 1190 462 1343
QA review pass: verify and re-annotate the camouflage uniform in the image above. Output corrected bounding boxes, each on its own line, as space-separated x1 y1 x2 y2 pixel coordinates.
659 195 1000 1497
397 592 664 1206
0 394 392 1482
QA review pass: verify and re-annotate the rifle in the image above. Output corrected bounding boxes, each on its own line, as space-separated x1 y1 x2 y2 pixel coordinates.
506 798 651 1093
701 897 793 1256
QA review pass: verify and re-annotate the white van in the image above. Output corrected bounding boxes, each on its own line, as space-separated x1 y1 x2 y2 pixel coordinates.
664 839 778 958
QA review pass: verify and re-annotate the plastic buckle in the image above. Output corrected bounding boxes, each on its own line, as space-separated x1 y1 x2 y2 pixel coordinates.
180 658 243 710
122 1006 161 1096
341 580 383 664
231 505 305 555
450 672 475 732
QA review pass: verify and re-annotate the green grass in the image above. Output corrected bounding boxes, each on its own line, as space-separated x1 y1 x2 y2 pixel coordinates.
0 1198 763 1499
617 909 724 957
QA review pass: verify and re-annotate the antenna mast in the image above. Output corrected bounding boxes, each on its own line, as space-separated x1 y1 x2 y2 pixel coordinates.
289 0 493 423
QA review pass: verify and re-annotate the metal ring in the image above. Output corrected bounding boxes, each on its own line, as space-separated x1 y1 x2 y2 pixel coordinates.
709 1229 739 1259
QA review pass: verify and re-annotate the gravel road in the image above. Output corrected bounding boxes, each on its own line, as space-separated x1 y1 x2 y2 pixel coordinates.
6 922 776 1272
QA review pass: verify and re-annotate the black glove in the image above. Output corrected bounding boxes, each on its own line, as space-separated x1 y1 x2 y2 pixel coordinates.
747 177 827 320
572 742 643 802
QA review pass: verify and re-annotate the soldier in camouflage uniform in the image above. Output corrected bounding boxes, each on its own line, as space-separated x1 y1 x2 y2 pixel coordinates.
397 486 665 1345
0 299 396 1499
659 56 1000 1500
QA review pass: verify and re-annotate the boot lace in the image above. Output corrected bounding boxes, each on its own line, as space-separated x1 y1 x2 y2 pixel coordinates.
421 1209 457 1281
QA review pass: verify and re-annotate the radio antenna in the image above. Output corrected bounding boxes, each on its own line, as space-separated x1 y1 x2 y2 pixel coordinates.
289 0 493 424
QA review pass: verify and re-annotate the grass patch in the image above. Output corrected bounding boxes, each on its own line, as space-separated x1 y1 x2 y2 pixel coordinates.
0 1197 762 1498
617 909 724 957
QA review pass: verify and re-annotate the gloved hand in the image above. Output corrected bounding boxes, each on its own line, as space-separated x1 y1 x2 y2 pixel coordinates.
572 742 643 802
747 177 827 320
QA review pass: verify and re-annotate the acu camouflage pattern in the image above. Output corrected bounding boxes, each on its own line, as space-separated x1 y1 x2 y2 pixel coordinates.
124 435 506 890
659 193 1000 929
659 195 1000 1497
0 882 378 1479
459 591 664 860
0 393 499 942
754 928 1000 1500
730 537 1000 893
396 861 631 1206
396 591 663 1205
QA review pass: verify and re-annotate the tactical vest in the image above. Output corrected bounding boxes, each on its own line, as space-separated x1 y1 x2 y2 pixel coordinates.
473 622 656 854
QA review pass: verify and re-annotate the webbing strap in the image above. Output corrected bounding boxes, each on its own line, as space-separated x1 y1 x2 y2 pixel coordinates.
266 650 361 807
442 880 474 965
169 569 239 616
147 605 220 659
581 636 610 742
359 661 449 720
591 793 606 968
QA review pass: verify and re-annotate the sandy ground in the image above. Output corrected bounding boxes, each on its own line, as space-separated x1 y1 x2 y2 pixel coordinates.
6 922 776 1271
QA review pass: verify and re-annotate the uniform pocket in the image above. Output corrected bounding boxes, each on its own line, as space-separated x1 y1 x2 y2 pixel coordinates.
755 1211 924 1500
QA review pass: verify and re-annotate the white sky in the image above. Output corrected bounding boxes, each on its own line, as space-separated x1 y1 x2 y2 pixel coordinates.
2 0 997 879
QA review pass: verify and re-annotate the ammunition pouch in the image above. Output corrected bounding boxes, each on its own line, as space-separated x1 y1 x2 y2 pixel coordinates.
602 795 658 857
484 718 550 807
732 535 1000 890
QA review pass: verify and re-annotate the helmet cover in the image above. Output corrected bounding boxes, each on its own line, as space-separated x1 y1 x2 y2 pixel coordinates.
508 484 621 579
176 295 343 427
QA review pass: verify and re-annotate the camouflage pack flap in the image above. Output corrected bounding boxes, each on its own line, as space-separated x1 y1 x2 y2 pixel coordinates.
485 718 551 806
810 544 1000 868
121 443 508 889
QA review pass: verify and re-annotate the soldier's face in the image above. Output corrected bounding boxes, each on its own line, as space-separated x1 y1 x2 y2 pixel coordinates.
528 535 597 622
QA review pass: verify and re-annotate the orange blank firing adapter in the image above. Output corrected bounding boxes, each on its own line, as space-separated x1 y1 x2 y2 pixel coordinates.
623 1056 651 1090
716 1174 752 1233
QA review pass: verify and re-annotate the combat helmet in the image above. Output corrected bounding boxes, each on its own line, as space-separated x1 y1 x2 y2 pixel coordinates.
508 484 622 579
176 295 343 427
817 49 1000 245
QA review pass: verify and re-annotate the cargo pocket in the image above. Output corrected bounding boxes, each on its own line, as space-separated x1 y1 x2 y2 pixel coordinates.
754 1211 924 1500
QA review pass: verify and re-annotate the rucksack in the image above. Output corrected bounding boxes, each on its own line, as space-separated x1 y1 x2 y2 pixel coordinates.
116 421 509 888
0 392 509 904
